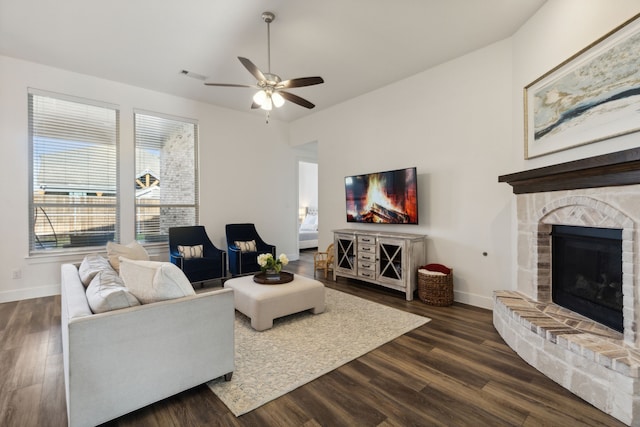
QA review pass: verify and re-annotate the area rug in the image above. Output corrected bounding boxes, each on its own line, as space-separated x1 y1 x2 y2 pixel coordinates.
207 287 430 416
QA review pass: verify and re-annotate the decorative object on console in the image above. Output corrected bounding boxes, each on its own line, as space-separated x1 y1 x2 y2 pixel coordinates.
417 263 454 306
345 167 418 224
524 13 640 159
226 223 276 276
169 226 227 284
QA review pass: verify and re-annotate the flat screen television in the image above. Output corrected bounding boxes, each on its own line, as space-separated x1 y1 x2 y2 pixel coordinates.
345 167 418 224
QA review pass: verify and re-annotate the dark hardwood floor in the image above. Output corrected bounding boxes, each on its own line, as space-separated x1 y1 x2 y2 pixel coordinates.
0 249 624 426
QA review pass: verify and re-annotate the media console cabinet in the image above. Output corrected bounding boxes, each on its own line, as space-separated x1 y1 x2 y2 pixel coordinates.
333 229 426 300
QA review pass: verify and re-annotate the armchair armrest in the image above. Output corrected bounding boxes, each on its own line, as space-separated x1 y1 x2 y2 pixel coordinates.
170 253 184 269
256 243 276 255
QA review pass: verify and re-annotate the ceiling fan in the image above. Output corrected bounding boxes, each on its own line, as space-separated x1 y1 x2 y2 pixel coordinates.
205 11 324 115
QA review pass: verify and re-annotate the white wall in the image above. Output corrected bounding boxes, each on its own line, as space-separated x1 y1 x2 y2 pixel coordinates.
290 39 515 308
290 1 640 309
0 55 298 302
298 161 318 211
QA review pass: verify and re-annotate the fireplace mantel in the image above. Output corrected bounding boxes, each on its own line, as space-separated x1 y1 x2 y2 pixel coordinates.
498 147 640 194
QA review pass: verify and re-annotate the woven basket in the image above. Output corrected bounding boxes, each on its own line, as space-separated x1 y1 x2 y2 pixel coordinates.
418 269 453 306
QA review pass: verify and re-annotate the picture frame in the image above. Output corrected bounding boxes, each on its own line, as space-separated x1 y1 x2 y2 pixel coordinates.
524 13 640 159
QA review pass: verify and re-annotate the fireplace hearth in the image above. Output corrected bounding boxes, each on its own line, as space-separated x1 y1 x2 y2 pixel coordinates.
496 148 640 426
551 225 623 332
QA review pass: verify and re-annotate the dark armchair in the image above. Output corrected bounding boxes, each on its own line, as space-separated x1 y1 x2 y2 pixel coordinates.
169 226 227 284
225 223 276 276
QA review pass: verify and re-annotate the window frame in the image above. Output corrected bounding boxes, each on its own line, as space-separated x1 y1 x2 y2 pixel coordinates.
28 88 120 255
133 110 199 244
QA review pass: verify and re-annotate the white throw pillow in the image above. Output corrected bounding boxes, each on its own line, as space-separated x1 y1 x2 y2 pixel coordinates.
106 240 149 272
177 244 204 259
78 253 114 287
85 268 140 313
119 258 196 304
235 240 257 252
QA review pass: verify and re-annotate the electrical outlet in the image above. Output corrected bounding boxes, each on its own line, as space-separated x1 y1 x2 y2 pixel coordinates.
11 269 21 279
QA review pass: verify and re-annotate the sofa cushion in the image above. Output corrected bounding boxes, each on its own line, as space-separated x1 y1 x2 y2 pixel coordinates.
119 258 196 304
178 244 204 259
235 240 257 252
78 253 113 287
85 268 140 313
106 240 149 272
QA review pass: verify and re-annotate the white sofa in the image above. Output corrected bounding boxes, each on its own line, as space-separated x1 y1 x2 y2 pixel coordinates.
61 263 235 427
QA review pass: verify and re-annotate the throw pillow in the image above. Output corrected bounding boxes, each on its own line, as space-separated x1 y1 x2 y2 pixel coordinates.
235 240 257 252
177 244 204 259
106 240 149 272
78 253 114 287
85 268 140 313
301 213 317 227
119 258 195 304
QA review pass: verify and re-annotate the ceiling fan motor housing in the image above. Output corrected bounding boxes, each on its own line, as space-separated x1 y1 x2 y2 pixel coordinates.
262 11 275 23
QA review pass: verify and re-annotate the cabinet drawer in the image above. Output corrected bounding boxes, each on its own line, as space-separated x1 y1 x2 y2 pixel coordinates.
358 270 376 279
357 235 376 245
358 260 375 271
358 244 376 255
358 251 376 262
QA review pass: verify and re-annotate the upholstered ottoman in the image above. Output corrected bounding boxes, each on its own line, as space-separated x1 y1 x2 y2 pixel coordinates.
224 274 325 331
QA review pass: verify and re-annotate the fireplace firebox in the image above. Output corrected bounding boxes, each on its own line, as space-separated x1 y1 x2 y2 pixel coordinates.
551 225 623 332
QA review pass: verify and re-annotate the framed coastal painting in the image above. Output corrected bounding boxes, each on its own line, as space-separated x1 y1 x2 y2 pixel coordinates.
524 13 640 159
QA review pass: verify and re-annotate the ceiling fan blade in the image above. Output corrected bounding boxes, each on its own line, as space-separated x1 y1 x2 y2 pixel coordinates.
251 102 260 109
204 82 253 88
238 57 266 82
279 91 316 109
279 77 324 89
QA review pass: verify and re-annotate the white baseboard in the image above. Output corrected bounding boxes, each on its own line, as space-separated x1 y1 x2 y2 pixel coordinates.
453 290 494 310
0 284 60 303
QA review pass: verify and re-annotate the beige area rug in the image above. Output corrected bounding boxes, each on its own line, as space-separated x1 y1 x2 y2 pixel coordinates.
207 287 430 416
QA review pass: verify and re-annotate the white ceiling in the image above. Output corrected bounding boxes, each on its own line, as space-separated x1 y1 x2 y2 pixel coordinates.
0 0 546 122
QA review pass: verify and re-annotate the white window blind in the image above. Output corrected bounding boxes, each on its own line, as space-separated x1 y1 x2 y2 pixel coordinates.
29 90 119 253
134 112 198 243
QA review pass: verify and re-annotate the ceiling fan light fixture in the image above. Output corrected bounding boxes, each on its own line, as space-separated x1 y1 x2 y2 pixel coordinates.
261 95 273 111
271 91 285 108
253 90 267 106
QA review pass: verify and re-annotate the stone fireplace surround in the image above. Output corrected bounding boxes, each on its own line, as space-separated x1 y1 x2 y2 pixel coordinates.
495 148 640 426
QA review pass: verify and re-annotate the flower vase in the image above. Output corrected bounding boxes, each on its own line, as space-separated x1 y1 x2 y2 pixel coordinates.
265 269 280 281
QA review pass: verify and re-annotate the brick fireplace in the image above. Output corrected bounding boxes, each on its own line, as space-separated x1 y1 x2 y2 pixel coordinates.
495 148 640 426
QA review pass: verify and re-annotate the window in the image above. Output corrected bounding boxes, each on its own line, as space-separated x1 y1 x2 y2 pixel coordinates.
134 112 198 243
29 90 119 254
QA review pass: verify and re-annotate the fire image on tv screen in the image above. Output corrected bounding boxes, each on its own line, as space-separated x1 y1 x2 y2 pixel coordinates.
345 167 418 224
